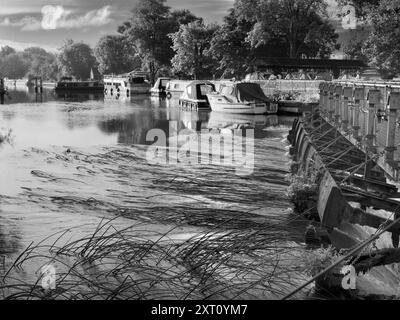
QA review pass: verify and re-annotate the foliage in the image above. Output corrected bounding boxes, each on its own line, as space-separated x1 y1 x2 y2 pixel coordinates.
209 8 255 78
361 0 400 78
170 21 219 79
0 52 29 79
343 36 368 63
58 40 98 80
235 0 339 58
0 45 16 58
287 173 318 203
118 0 173 84
118 0 201 84
94 35 140 75
303 246 342 277
22 47 59 81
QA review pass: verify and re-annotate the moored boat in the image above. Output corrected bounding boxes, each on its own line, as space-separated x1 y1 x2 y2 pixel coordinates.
55 77 104 93
206 82 278 115
150 77 171 97
103 70 151 97
178 80 215 110
166 80 192 98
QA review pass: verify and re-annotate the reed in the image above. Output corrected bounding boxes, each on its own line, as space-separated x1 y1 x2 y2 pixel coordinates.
0 218 310 300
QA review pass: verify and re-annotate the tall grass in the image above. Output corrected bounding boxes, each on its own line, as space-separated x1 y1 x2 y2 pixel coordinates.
0 218 310 300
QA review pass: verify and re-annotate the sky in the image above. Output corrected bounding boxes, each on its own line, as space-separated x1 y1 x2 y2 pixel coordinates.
0 0 235 51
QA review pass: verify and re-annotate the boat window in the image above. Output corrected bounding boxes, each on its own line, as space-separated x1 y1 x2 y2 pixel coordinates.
187 86 192 95
199 84 214 95
160 79 169 87
174 83 179 89
221 85 234 96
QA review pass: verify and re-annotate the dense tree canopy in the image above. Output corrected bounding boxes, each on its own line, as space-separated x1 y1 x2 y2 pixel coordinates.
118 0 200 83
209 8 254 78
58 40 97 80
0 52 29 79
361 0 400 78
118 0 174 84
235 0 339 58
170 21 218 79
23 47 59 81
94 35 140 75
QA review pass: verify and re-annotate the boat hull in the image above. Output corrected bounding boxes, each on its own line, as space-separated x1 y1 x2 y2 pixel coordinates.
207 95 277 114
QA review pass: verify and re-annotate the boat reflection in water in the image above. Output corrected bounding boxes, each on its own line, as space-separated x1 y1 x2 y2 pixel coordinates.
207 112 278 130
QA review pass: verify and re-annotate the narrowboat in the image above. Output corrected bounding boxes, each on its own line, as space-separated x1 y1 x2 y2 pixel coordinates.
150 77 171 97
55 77 104 93
178 80 215 110
103 71 151 97
206 82 278 115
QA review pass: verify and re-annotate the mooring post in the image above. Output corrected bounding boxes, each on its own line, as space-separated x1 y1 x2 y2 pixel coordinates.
334 85 342 127
342 86 353 132
352 87 365 141
366 89 380 153
386 92 400 164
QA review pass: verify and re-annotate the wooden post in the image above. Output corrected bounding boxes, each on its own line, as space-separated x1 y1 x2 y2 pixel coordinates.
386 92 400 163
334 85 342 126
342 87 353 131
366 89 380 152
353 87 365 141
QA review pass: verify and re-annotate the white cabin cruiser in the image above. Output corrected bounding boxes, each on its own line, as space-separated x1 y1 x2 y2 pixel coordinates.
206 82 277 115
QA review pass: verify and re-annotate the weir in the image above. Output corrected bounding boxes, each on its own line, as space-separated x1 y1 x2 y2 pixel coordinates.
287 80 400 295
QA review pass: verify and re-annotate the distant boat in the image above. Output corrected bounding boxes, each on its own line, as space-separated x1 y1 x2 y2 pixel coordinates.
103 70 151 97
178 80 215 110
207 82 278 115
55 76 104 93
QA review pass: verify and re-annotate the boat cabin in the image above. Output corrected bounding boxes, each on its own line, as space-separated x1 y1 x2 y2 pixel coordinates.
55 77 104 92
166 80 192 98
104 71 151 98
178 80 216 110
150 77 171 97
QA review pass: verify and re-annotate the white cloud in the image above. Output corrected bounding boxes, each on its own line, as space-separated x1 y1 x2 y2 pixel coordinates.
0 5 113 31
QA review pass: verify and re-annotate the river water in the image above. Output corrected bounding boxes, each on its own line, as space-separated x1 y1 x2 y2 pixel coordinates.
0 86 314 299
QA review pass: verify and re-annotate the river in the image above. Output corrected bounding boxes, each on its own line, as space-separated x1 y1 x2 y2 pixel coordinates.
0 86 312 299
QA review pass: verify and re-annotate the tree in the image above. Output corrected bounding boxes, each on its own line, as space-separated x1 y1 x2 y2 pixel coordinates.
209 8 255 78
22 47 59 81
170 21 218 79
118 0 173 84
94 35 140 75
0 45 16 58
58 40 97 80
0 53 29 79
118 0 200 83
235 0 339 58
343 37 368 63
361 0 400 78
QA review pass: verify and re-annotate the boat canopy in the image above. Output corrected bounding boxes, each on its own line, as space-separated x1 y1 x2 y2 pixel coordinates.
220 82 270 103
183 81 215 100
153 77 171 90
